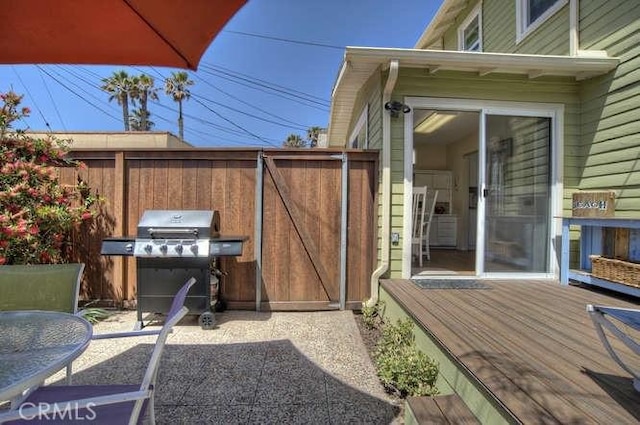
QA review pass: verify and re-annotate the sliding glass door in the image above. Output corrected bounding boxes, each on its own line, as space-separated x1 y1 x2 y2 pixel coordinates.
482 114 551 273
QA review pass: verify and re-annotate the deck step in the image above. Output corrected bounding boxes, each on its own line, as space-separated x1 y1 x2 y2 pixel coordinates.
405 394 480 425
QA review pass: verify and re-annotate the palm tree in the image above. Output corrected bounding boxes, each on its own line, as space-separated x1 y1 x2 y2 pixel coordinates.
101 70 132 131
164 71 194 140
129 108 155 131
306 126 322 148
283 133 306 148
130 74 158 131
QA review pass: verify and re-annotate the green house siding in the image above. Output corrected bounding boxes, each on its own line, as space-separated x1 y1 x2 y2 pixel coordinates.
441 1 480 50
384 69 579 277
515 5 569 55
578 0 640 217
352 71 383 150
441 0 570 55
346 68 386 269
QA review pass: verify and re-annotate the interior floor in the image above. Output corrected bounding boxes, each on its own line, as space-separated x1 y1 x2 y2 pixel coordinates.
412 249 475 277
412 248 536 277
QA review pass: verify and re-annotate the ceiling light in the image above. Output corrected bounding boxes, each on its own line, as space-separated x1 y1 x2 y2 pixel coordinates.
414 112 458 134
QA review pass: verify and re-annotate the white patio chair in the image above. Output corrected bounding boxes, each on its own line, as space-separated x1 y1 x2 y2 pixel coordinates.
0 277 196 424
422 189 439 263
587 304 640 392
412 186 428 267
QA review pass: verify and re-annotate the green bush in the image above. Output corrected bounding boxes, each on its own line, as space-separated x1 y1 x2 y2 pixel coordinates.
374 318 439 397
361 298 385 329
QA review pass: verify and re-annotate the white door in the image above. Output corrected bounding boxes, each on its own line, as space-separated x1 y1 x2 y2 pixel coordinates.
403 97 562 279
479 113 552 274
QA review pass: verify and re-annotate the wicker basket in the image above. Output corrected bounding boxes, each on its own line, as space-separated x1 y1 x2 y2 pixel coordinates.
589 255 640 288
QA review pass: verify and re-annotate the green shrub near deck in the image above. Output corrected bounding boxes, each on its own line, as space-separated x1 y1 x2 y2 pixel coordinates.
374 318 439 397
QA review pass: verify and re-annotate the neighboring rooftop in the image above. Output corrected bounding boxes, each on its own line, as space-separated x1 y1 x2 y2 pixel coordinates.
25 131 193 149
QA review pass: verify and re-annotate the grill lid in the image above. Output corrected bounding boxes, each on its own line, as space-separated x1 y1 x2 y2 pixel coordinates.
137 210 219 238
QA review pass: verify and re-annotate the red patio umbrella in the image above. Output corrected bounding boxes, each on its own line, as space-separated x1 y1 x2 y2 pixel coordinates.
0 0 247 70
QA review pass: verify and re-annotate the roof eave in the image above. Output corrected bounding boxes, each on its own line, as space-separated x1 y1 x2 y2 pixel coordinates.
414 0 465 49
327 48 619 146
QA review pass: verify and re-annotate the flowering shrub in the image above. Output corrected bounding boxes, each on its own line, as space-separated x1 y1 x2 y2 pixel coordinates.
0 92 102 265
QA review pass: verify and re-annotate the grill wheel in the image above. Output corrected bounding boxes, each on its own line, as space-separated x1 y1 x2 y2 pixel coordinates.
198 311 215 330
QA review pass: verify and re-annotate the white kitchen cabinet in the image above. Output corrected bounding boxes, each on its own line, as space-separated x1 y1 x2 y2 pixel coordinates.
429 215 458 247
414 170 452 214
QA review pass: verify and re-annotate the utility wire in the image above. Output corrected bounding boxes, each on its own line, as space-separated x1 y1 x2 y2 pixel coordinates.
192 74 312 128
193 97 278 147
211 63 330 104
36 68 66 131
199 66 329 112
53 66 122 117
225 30 344 51
151 99 275 141
191 93 307 131
36 66 121 124
201 64 330 108
12 66 51 131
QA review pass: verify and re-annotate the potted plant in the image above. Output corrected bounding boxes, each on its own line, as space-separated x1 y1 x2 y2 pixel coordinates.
0 91 103 315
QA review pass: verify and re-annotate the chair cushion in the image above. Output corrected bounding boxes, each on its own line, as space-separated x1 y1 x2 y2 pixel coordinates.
6 385 148 424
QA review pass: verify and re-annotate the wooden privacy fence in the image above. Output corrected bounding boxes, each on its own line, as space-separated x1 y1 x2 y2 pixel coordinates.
62 148 378 311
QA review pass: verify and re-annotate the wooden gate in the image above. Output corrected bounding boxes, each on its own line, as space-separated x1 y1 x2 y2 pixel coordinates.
259 154 342 310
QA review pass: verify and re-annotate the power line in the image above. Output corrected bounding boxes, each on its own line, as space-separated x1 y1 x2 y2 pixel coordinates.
192 97 278 147
35 66 121 124
11 66 51 131
208 63 331 104
191 93 307 132
193 74 311 128
53 66 121 117
36 68 66 131
202 63 331 107
225 30 344 51
151 99 270 141
199 65 329 112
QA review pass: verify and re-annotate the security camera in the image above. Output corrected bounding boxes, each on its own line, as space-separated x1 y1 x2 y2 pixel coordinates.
384 101 411 117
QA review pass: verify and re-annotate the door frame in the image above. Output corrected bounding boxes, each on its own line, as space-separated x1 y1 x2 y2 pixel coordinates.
401 96 564 280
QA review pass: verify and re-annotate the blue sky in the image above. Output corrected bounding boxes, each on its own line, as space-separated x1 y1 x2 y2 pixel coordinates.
0 1 442 148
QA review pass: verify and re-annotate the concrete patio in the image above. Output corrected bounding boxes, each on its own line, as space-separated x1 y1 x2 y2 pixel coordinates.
47 309 402 424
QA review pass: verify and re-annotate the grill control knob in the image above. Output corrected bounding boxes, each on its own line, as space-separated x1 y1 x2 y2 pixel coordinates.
190 244 199 255
159 244 168 254
174 244 183 254
144 244 153 253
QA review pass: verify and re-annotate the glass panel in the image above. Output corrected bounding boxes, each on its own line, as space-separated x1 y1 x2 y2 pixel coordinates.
463 16 480 51
528 0 558 25
484 115 550 273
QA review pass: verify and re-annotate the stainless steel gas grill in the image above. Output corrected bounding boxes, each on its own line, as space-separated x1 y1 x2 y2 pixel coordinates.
100 210 247 330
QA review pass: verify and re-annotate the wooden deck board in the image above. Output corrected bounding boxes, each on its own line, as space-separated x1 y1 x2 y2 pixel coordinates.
382 278 640 424
407 394 481 424
426 287 627 423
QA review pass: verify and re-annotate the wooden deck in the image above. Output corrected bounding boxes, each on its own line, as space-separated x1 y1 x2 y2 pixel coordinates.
381 278 640 424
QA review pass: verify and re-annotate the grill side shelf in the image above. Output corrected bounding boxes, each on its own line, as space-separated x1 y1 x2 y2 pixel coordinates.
100 237 135 256
209 236 249 257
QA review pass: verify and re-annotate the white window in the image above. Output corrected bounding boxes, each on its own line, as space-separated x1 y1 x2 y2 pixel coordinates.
458 3 482 52
349 106 368 148
516 0 567 43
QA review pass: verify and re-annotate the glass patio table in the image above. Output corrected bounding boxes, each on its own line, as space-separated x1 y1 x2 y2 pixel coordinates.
0 310 92 403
